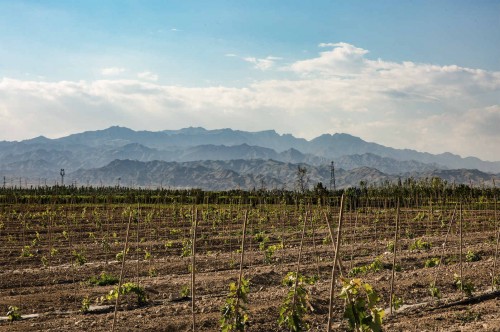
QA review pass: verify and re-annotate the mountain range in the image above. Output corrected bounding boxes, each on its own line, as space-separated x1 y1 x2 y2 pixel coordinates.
0 126 498 189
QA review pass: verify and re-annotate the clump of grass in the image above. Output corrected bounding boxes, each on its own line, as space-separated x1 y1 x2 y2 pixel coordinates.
348 257 383 277
409 239 431 251
465 250 481 262
7 306 22 322
454 274 474 297
88 271 119 286
424 257 440 268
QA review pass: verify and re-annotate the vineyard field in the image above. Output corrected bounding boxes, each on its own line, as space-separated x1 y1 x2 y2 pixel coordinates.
0 187 499 331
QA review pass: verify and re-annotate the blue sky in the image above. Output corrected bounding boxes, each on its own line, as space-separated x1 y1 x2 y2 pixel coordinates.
1 0 500 160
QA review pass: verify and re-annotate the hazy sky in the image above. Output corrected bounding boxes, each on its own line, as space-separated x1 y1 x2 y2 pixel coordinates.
1 1 499 160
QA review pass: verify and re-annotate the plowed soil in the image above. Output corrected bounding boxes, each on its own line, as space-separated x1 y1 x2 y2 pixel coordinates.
1 202 499 331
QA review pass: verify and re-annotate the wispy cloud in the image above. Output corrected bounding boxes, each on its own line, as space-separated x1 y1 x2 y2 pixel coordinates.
1 43 499 160
137 71 159 82
101 67 126 76
290 43 368 76
243 56 282 71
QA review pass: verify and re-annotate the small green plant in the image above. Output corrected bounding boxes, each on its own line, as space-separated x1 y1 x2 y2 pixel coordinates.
455 309 481 323
349 266 365 277
254 231 267 245
220 277 250 332
386 241 394 252
100 282 147 305
148 267 157 277
278 272 317 332
413 211 426 221
454 274 474 297
180 284 190 298
115 249 129 262
40 255 48 267
409 239 431 251
348 257 383 277
424 257 440 268
80 296 91 313
72 250 86 266
181 239 192 257
391 295 404 311
264 243 283 264
405 229 415 239
339 278 384 332
493 276 500 290
255 232 282 264
465 250 481 262
429 282 441 299
20 245 33 257
88 271 119 286
7 305 22 322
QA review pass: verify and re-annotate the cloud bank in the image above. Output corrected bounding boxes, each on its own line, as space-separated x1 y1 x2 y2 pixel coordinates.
1 43 499 160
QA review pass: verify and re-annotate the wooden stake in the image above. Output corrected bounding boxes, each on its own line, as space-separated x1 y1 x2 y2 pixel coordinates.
191 208 199 332
112 210 133 332
235 210 249 328
327 194 344 332
309 208 320 277
290 210 308 332
459 202 463 287
433 204 457 286
323 210 344 278
492 193 499 290
389 198 400 315
237 210 248 295
136 204 140 285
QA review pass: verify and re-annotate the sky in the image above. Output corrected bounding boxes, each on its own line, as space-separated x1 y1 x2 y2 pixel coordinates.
0 0 499 161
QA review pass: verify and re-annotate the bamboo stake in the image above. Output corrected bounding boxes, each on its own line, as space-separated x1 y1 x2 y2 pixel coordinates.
112 210 133 332
281 209 286 273
191 208 198 332
48 209 53 270
309 208 320 277
389 198 400 315
323 210 344 278
136 204 140 285
237 210 248 297
433 204 458 286
290 210 308 332
459 202 463 288
233 210 249 328
327 194 345 332
350 210 359 271
492 191 499 290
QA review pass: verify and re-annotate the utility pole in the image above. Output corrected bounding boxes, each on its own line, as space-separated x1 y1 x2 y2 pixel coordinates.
330 161 336 191
60 169 65 186
2 176 6 188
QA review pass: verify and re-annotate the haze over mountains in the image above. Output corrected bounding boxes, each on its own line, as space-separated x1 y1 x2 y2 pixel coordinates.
0 126 498 190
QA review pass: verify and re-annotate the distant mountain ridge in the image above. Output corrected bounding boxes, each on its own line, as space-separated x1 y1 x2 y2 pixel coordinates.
68 159 497 190
0 126 498 188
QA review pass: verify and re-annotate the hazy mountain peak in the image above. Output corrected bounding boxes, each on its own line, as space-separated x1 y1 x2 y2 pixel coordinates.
24 135 52 144
1 126 500 185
